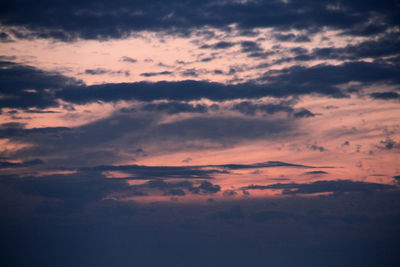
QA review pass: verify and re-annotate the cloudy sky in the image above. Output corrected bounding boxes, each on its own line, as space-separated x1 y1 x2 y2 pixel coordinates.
1 1 400 266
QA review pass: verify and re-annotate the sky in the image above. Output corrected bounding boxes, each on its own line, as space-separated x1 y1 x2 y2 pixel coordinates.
1 1 400 266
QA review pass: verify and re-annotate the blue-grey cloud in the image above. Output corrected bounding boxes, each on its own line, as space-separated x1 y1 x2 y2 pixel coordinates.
1 0 398 41
140 71 173 77
242 180 395 195
274 35 400 65
2 60 398 111
58 61 400 104
120 56 137 63
293 109 315 118
0 61 81 109
84 68 130 76
231 101 294 116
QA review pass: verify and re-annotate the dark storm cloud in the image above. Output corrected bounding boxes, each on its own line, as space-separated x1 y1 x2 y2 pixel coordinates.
243 180 395 195
0 61 81 109
1 0 399 41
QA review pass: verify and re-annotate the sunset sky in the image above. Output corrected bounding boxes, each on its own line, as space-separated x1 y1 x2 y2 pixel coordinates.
1 1 400 266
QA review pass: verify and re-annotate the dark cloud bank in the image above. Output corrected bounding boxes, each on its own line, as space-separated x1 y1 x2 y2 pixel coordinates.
1 0 399 40
1 59 399 110
1 169 400 266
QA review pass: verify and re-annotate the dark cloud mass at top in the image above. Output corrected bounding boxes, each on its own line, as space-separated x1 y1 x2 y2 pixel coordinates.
0 0 399 40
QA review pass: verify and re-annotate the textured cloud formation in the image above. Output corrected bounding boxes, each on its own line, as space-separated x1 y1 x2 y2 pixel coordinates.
1 0 399 40
2 60 398 111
